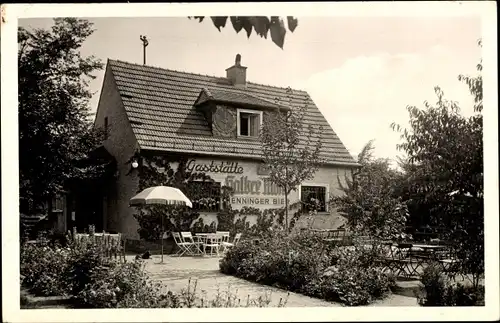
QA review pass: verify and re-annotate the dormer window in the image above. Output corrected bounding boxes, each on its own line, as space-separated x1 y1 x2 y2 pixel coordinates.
237 109 262 138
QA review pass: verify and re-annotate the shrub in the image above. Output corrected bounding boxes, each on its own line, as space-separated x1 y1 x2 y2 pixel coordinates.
219 231 395 306
20 235 290 308
417 264 485 306
316 264 395 306
20 236 114 298
219 239 260 275
76 260 289 308
66 242 111 296
20 240 72 296
75 259 163 308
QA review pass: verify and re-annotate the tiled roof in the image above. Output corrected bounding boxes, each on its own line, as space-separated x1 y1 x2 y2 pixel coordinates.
107 59 358 166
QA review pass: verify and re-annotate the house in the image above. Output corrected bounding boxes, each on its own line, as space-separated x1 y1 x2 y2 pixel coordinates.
92 55 359 240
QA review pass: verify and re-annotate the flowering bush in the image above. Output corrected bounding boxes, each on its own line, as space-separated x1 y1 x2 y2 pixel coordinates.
66 242 111 296
219 232 395 306
314 262 395 306
76 260 289 308
20 240 72 296
20 236 112 298
75 260 164 308
20 235 290 308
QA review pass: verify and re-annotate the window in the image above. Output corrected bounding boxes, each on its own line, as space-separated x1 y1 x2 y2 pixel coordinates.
51 195 64 213
104 117 109 139
189 181 222 212
50 195 65 223
300 185 327 212
237 109 262 137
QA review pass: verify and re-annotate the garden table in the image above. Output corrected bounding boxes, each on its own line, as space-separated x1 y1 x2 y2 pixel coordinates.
202 233 223 256
195 233 219 256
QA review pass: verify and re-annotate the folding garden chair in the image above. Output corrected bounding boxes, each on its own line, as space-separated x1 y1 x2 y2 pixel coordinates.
437 246 464 281
180 232 202 255
221 233 242 251
108 233 125 262
392 243 414 278
330 229 346 241
408 245 433 277
375 242 399 274
172 232 197 256
216 231 230 251
203 233 222 257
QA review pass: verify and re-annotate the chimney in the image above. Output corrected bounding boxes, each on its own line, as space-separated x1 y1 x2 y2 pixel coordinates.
226 54 247 87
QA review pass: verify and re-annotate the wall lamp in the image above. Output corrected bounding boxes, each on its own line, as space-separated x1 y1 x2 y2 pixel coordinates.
126 152 142 175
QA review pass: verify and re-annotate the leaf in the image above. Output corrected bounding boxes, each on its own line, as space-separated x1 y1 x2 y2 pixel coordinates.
250 16 271 39
210 16 228 32
270 17 286 49
241 17 253 38
189 16 205 23
287 16 298 32
230 16 243 33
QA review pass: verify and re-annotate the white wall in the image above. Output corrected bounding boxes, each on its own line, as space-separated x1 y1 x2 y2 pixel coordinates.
168 157 353 230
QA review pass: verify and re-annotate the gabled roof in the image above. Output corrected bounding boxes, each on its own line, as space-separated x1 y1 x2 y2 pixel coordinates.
106 59 358 166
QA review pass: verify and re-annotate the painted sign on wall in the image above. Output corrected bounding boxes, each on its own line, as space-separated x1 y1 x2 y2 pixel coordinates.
224 175 285 205
182 159 285 206
186 160 244 174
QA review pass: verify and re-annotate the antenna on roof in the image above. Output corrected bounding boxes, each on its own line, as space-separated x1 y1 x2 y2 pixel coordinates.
140 35 149 65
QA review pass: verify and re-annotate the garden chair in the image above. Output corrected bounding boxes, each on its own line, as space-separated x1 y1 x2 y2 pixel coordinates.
374 242 399 274
108 233 125 261
437 246 464 281
172 232 197 256
221 233 242 251
327 229 346 241
391 243 414 278
202 233 222 257
216 231 230 250
408 244 435 277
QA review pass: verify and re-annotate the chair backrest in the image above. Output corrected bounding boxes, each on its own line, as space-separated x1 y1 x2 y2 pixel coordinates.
172 232 183 244
330 230 340 239
108 233 121 250
180 231 195 242
395 243 412 258
233 233 242 245
74 233 89 248
206 233 220 243
216 231 230 242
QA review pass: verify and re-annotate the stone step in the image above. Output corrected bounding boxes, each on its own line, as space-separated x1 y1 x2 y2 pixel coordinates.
21 289 73 308
392 279 421 298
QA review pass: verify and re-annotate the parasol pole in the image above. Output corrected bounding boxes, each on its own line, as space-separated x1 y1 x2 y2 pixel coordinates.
161 213 164 263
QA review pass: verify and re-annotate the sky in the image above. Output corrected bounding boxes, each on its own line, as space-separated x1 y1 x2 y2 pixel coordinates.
19 15 482 163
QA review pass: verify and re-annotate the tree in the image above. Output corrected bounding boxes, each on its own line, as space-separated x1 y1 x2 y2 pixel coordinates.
259 87 322 231
331 140 409 241
391 39 483 287
188 16 298 49
18 18 104 216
